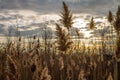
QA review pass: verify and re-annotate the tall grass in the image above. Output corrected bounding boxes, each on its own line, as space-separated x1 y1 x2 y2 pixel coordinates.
0 1 119 80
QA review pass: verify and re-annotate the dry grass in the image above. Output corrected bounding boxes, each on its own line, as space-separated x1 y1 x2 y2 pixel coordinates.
0 1 120 80
0 41 116 80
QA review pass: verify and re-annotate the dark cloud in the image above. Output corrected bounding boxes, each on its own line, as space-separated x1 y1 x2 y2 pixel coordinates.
0 0 119 14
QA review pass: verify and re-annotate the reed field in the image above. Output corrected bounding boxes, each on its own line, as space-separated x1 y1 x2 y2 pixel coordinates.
0 1 120 80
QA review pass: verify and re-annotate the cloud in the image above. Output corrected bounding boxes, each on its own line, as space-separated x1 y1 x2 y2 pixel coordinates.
0 0 118 14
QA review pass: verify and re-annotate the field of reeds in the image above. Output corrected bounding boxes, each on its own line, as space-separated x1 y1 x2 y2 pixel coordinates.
0 1 120 80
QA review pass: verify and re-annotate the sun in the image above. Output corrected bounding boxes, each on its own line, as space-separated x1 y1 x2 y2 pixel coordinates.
84 31 92 38
73 18 92 38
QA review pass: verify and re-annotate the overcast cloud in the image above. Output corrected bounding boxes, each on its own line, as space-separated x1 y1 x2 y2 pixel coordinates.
0 0 119 14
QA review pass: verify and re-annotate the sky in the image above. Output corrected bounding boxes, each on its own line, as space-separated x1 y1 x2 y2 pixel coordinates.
0 0 119 14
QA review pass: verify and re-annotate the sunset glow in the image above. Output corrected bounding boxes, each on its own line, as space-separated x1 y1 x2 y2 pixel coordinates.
84 31 92 38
